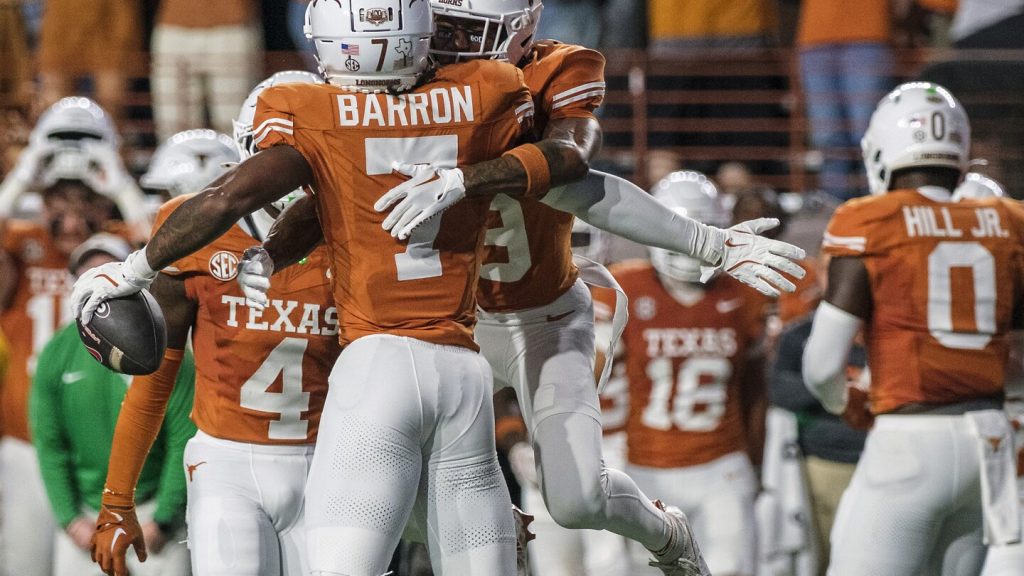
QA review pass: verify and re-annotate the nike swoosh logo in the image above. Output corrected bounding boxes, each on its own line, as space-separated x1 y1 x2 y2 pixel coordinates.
61 371 87 384
546 310 574 322
111 528 126 552
725 239 747 248
715 298 744 314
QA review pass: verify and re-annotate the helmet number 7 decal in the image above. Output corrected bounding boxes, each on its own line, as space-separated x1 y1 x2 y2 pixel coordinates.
365 135 459 280
371 38 389 72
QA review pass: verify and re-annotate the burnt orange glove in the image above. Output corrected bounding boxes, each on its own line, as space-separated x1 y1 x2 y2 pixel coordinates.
91 497 146 576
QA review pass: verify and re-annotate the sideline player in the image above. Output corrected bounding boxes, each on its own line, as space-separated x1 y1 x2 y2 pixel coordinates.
803 82 1024 575
1 112 132 576
601 172 767 576
89 71 339 576
73 0 536 573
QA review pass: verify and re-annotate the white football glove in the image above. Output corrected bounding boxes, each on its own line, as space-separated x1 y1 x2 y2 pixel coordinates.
73 249 157 324
374 162 466 241
238 246 274 310
700 218 806 297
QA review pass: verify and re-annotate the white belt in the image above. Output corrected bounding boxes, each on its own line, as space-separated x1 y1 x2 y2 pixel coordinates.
574 254 627 393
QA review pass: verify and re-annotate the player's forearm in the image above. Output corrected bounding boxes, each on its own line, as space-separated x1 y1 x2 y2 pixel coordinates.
145 146 313 271
461 139 589 199
542 170 727 265
263 194 324 271
802 302 863 414
103 351 184 506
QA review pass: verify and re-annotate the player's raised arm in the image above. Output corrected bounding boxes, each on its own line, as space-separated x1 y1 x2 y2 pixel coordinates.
543 170 807 296
71 146 313 323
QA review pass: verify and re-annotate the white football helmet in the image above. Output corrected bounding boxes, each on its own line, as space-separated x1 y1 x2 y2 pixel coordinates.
861 82 971 195
141 130 240 197
570 218 607 264
429 0 543 64
304 0 432 93
31 97 119 149
648 171 729 283
953 172 1005 201
233 70 323 160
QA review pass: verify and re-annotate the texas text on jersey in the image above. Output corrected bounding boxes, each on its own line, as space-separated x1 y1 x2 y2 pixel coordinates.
154 195 341 444
598 260 768 468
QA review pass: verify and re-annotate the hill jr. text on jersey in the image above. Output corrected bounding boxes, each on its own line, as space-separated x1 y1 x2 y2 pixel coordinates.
337 86 475 128
902 206 1010 239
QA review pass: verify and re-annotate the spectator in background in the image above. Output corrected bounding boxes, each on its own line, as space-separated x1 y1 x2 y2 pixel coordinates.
30 234 195 576
36 0 140 124
767 260 868 576
647 0 776 55
151 0 262 140
796 0 894 201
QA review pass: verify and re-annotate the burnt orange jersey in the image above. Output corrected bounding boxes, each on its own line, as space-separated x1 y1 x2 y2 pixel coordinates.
597 261 767 468
477 41 606 312
822 189 1024 414
155 196 341 444
253 60 533 350
0 222 73 441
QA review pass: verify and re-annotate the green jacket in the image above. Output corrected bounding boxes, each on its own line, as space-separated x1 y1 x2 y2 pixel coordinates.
29 323 196 529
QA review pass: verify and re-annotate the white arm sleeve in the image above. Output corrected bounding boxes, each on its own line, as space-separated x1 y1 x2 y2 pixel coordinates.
802 301 864 415
541 170 727 265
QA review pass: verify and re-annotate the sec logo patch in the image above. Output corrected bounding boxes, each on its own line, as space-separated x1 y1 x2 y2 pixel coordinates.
209 251 239 281
634 296 656 321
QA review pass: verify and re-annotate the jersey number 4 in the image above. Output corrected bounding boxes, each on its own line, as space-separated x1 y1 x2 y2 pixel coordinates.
642 356 732 432
240 337 312 440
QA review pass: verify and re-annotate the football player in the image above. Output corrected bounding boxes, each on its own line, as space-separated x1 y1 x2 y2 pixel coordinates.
803 82 1024 575
0 101 138 576
596 172 768 576
370 3 803 574
0 97 150 235
89 71 340 576
73 0 536 573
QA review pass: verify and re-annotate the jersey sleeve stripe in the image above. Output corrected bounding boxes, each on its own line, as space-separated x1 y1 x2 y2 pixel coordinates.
822 232 867 252
515 101 535 124
515 101 535 115
552 82 607 103
551 90 606 110
252 117 294 136
253 125 294 147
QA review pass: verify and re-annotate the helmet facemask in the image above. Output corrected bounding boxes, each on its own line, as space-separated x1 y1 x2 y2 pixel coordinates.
428 0 542 65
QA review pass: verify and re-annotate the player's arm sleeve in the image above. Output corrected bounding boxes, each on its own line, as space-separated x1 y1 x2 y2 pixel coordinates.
768 324 821 412
802 302 863 415
29 338 80 527
152 351 197 529
102 350 185 506
542 170 728 266
543 47 606 121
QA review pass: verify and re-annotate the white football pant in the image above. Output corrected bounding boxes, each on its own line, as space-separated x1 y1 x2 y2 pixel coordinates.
305 335 516 576
184 431 311 576
54 500 190 576
523 431 630 576
475 279 671 550
828 414 986 576
628 451 758 576
1 436 54 576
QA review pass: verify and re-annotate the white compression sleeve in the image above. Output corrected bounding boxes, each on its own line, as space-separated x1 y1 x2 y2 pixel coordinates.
802 301 864 414
541 170 727 265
